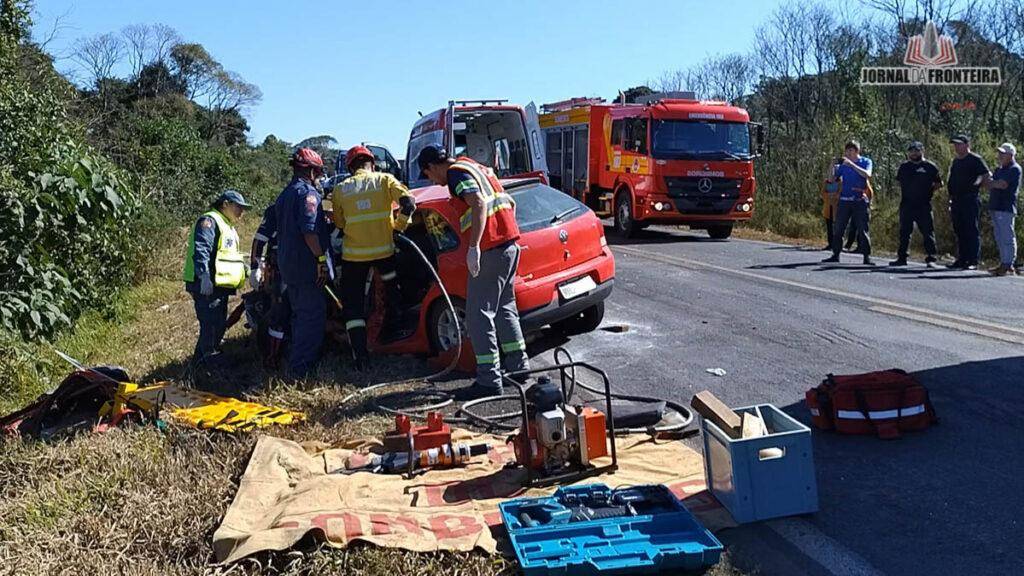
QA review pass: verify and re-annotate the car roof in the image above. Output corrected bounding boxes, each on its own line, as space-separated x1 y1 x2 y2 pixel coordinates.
411 177 541 205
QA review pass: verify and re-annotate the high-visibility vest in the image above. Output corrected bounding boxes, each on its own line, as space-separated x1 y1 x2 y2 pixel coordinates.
182 209 247 289
332 169 413 262
449 157 520 251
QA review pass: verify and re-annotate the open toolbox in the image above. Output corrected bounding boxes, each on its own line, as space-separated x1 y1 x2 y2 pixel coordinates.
499 483 723 575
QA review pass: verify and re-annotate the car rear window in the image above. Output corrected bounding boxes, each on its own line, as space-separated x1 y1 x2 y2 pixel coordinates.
509 184 588 234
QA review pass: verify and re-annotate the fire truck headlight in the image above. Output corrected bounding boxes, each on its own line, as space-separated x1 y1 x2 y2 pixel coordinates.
654 202 664 211
740 203 752 212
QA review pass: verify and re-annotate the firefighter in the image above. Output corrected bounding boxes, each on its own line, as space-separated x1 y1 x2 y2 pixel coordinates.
249 203 290 367
332 145 416 369
417 145 528 398
274 148 331 378
183 190 251 366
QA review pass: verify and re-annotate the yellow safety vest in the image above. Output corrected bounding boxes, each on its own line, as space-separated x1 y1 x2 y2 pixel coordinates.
182 209 247 289
332 169 414 262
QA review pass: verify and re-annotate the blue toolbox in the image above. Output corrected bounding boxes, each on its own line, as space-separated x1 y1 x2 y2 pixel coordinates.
499 483 723 575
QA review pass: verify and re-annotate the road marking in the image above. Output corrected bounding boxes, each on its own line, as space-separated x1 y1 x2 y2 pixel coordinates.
614 245 1024 343
767 518 885 576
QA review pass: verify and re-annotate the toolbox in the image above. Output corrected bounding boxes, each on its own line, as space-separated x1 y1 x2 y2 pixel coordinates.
500 483 723 575
701 403 818 523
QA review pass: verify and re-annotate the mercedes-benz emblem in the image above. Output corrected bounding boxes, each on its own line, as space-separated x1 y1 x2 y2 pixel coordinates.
698 178 713 193
559 229 569 243
703 163 710 171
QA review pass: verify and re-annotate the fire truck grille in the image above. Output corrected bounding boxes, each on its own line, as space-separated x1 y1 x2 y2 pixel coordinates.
664 177 742 214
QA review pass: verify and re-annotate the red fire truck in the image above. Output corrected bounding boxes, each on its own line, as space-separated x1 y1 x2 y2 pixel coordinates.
538 93 764 239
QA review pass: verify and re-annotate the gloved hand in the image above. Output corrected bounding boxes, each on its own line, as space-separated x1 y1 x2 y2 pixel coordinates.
199 274 214 296
249 262 263 290
466 246 481 278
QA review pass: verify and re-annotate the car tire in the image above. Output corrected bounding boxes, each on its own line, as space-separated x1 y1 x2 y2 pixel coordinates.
707 224 733 240
552 301 605 336
614 191 637 238
427 297 467 355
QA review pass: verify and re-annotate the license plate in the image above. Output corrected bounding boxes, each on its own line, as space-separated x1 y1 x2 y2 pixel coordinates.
558 276 597 301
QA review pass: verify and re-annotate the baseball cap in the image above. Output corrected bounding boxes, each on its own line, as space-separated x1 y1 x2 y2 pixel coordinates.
907 141 924 151
949 134 970 145
215 189 251 208
997 142 1017 156
416 145 449 178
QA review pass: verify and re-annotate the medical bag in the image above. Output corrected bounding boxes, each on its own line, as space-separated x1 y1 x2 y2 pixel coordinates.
805 369 937 439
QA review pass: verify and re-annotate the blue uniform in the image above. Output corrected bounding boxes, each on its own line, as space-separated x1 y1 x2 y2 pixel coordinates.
185 214 231 364
834 157 873 202
274 178 328 377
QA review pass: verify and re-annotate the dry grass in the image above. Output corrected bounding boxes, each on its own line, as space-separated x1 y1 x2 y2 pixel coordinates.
0 222 748 575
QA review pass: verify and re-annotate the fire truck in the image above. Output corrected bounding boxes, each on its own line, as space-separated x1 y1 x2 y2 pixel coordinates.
538 92 764 239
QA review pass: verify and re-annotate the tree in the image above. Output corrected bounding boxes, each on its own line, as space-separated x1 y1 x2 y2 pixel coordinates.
618 85 654 103
72 32 123 89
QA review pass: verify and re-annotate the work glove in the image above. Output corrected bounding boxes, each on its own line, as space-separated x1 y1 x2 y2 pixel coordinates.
199 274 214 296
249 262 263 290
466 246 481 278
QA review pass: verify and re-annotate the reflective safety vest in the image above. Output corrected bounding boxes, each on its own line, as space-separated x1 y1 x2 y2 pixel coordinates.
182 209 247 289
449 157 520 252
332 169 414 262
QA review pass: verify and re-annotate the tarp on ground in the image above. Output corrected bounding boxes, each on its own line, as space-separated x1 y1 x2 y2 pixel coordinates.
213 429 734 563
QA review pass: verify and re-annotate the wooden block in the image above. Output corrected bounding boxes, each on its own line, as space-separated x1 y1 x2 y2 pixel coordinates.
742 412 766 439
691 391 742 439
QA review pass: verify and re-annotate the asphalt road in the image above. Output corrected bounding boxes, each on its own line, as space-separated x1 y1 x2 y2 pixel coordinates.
522 226 1024 576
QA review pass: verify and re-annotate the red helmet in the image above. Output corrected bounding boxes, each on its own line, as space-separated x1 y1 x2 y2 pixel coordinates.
290 147 324 170
345 145 375 172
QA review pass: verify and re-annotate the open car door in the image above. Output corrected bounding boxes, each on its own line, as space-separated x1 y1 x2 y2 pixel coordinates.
525 101 548 177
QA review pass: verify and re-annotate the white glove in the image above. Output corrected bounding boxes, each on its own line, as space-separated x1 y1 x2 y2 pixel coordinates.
249 264 263 290
199 274 214 296
466 246 481 278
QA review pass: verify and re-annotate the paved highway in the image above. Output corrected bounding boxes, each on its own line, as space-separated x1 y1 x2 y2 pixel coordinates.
524 226 1024 576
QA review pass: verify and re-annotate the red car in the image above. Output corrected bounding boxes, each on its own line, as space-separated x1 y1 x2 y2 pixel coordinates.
370 177 615 367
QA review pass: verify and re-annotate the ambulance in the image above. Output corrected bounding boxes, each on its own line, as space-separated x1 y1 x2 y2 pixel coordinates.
539 92 764 239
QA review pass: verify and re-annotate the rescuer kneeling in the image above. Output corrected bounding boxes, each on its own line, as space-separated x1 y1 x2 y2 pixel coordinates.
183 190 251 367
333 145 417 370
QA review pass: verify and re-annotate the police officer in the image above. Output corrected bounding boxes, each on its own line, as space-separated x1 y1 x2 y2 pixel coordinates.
183 190 251 366
891 141 942 267
417 145 528 398
947 134 990 270
333 145 417 369
274 148 331 378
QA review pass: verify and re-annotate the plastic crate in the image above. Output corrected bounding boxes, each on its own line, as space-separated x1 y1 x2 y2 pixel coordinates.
500 483 722 575
700 403 818 524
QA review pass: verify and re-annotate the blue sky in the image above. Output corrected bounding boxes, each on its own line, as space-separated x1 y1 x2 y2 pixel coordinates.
32 0 788 157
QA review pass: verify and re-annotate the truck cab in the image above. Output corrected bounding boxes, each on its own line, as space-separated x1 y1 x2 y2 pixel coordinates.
405 99 548 188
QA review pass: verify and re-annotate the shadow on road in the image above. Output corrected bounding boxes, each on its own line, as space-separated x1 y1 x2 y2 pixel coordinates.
603 225 717 246
770 357 1024 576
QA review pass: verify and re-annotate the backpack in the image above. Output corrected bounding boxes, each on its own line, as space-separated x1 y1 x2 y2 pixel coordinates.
805 369 937 439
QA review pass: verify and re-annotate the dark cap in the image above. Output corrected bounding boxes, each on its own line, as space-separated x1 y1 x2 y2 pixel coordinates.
214 189 251 208
949 134 970 145
416 145 449 178
907 141 924 151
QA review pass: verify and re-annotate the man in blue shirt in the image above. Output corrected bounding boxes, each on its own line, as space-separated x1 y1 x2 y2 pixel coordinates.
274 148 330 377
986 143 1021 276
823 141 875 265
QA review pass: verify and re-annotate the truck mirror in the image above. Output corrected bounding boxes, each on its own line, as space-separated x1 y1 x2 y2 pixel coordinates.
754 123 765 157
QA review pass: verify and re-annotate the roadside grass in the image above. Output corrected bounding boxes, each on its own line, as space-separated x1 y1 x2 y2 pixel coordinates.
0 222 748 574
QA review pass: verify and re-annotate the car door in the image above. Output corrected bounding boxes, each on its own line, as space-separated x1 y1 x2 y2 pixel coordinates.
525 102 549 176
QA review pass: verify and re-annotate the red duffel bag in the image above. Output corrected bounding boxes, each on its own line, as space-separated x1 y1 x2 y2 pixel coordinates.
805 369 938 439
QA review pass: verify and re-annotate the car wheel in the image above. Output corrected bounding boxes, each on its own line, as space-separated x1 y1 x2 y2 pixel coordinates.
614 192 637 237
552 302 605 336
428 297 467 354
707 224 733 240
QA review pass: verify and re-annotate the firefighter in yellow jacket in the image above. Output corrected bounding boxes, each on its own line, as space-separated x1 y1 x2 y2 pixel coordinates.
333 145 416 369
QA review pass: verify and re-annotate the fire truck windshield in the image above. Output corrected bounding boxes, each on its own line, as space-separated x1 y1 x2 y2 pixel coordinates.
651 120 751 161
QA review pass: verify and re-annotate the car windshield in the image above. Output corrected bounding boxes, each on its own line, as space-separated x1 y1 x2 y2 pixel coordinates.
509 183 588 234
651 120 751 160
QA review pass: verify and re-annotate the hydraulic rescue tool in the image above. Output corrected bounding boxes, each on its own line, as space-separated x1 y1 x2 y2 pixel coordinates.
343 441 489 475
506 362 618 487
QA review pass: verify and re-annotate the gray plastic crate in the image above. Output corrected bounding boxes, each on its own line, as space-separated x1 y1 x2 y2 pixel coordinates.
700 403 818 523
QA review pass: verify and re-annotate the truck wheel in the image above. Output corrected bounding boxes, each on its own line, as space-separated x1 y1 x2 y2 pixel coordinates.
707 224 733 240
614 192 637 237
552 302 605 336
428 297 467 354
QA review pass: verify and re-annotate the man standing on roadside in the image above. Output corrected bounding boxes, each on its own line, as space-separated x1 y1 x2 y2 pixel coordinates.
891 141 942 267
985 143 1021 276
947 135 990 270
823 141 875 266
274 148 331 378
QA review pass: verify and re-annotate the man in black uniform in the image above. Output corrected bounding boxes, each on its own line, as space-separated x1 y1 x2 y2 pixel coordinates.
891 141 943 267
947 134 990 270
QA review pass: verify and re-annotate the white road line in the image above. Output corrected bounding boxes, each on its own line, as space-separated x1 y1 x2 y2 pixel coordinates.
870 306 1024 344
767 518 886 576
614 245 1024 341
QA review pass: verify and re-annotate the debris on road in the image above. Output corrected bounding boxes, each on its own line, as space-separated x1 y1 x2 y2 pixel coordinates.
705 367 728 377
